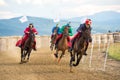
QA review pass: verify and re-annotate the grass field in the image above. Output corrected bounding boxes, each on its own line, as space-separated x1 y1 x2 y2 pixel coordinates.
108 43 120 60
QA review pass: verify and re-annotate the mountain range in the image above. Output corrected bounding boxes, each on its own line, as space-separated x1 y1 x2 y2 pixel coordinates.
0 11 120 36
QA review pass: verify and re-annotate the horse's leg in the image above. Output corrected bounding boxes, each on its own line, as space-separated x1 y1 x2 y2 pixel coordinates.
73 51 83 66
70 51 73 72
78 52 83 63
24 50 28 60
70 50 75 65
70 51 73 66
75 48 85 65
27 49 32 62
50 44 53 50
70 50 76 72
50 36 55 51
54 49 58 58
20 48 24 63
58 50 65 63
73 51 75 61
21 49 23 62
52 43 55 51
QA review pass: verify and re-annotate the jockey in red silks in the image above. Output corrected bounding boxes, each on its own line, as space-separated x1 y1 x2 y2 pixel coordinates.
55 22 73 52
71 19 92 55
16 23 38 51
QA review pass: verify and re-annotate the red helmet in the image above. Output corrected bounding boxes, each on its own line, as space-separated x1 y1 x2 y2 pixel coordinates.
85 19 92 25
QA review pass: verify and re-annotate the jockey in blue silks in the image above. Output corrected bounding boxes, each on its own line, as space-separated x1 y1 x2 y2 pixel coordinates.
50 23 61 46
51 23 61 37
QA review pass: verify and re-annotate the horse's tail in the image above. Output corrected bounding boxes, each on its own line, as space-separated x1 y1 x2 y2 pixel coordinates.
73 54 82 66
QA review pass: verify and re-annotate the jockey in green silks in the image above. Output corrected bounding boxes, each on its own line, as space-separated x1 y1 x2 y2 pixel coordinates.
55 22 73 52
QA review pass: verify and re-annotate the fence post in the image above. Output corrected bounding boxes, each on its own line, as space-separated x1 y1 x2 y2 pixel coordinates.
89 37 94 68
103 39 110 71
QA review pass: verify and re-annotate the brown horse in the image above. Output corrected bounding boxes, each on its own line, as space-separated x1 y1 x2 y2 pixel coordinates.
20 30 35 63
50 28 58 51
54 27 69 63
70 30 91 72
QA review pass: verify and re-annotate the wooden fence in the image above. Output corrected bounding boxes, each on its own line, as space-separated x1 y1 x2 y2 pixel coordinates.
0 32 120 52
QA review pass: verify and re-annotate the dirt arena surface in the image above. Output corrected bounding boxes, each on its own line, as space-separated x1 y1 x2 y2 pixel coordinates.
0 48 120 80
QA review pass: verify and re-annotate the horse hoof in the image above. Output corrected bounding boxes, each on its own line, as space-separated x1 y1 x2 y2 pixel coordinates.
70 70 74 73
54 54 58 58
19 62 23 64
70 68 74 73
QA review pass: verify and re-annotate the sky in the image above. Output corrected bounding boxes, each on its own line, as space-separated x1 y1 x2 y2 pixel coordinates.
0 0 120 19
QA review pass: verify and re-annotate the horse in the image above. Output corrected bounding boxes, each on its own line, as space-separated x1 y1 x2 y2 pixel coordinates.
70 30 91 72
20 29 35 63
54 26 69 63
50 28 58 51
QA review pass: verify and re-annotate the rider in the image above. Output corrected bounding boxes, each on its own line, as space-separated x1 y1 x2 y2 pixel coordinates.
55 22 73 51
50 23 61 43
72 19 92 55
21 23 38 51
50 23 61 49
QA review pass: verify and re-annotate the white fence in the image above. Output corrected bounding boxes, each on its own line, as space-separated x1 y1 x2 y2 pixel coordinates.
0 32 119 52
0 36 51 52
87 33 120 71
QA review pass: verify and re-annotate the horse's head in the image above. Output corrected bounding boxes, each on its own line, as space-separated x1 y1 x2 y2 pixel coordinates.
63 27 69 37
29 29 35 42
82 30 92 41
53 28 57 35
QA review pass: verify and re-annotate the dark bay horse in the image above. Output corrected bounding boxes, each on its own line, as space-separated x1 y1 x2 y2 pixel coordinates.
54 27 69 63
70 30 91 72
20 30 35 63
50 28 58 51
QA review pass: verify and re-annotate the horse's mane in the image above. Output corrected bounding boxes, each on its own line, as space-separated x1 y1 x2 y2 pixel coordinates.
24 30 35 49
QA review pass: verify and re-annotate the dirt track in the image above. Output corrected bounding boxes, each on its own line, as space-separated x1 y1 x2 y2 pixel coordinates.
0 48 120 80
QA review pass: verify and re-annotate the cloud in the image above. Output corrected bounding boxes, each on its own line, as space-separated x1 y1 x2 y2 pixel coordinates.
0 11 21 19
15 0 32 4
59 5 120 18
14 0 81 5
1 0 120 19
0 0 7 6
16 0 22 4
15 0 53 5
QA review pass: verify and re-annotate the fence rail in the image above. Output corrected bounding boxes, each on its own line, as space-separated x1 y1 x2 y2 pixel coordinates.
0 32 120 52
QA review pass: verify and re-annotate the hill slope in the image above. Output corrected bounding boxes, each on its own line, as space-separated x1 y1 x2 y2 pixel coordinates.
0 11 120 36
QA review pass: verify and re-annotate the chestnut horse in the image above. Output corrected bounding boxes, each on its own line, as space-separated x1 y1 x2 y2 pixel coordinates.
54 27 69 63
